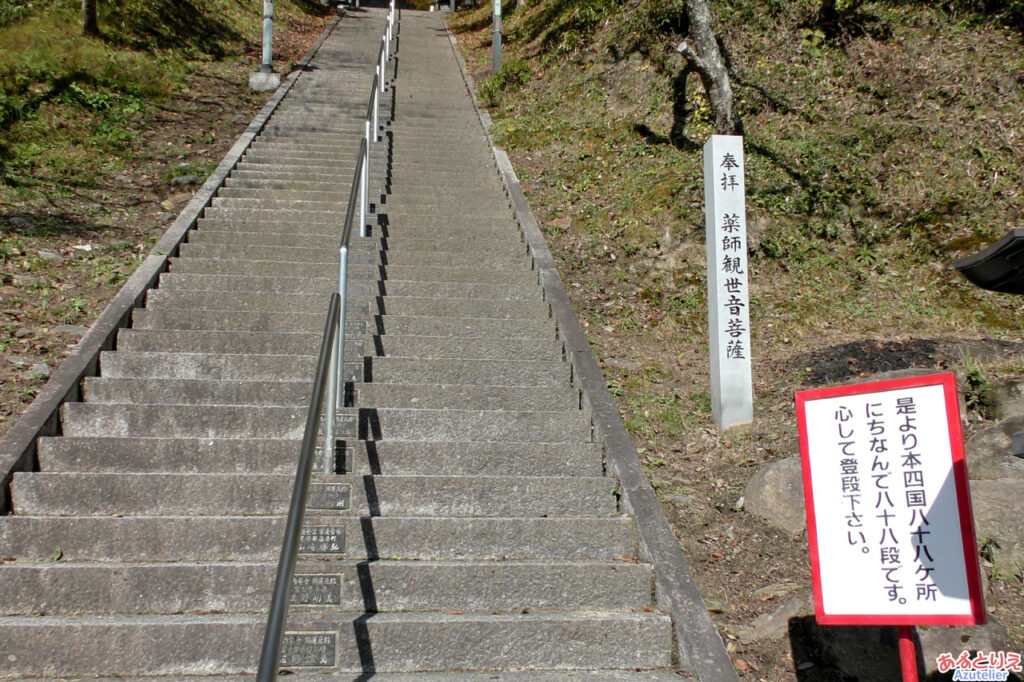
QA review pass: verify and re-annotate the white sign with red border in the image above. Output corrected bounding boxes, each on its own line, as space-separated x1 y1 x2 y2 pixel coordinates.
796 372 985 626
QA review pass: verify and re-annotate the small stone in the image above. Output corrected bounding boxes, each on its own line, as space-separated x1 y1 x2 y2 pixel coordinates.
114 175 132 185
171 174 201 186
13 275 42 287
52 324 89 337
663 494 693 505
38 251 61 262
702 596 730 613
160 212 175 223
6 355 33 366
168 191 190 205
159 199 175 211
72 244 93 253
138 178 155 188
744 456 807 535
14 327 32 339
8 216 30 228
735 593 812 644
29 362 50 378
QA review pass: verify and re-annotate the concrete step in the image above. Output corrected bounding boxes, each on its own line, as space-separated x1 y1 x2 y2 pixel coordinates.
83 376 310 405
36 437 604 476
169 259 534 285
115 330 558 360
0 516 638 561
131 308 368 334
12 473 614 517
0 611 671 677
0 559 653 616
61 403 308 439
60 402 588 442
353 383 577 410
175 243 530 268
158 273 542 301
145 291 547 321
201 207 512 223
132 310 551 338
187 230 522 253
74 674 692 681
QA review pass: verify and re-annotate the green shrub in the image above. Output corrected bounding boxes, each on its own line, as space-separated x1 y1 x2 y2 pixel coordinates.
478 58 532 107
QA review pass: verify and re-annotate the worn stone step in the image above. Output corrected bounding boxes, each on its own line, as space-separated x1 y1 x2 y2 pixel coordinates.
353 383 575 410
278 611 673 673
36 438 604 476
188 229 521 253
60 402 587 441
98 351 567 384
158 273 542 301
61 403 307 439
170 259 534 284
132 310 550 338
83 377 311 405
115 329 346 356
0 516 637 561
0 559 653 616
12 473 613 517
176 243 529 268
132 308 368 334
85 674 691 681
201 207 512 223
0 611 671 677
115 330 557 360
146 291 546 320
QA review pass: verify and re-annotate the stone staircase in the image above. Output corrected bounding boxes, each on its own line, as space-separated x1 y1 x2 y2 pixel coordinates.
0 7 727 680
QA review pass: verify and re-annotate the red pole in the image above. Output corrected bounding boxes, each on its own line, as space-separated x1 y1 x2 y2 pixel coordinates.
898 625 919 682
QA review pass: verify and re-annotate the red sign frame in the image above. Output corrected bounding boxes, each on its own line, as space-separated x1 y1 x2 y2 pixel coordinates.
796 372 985 626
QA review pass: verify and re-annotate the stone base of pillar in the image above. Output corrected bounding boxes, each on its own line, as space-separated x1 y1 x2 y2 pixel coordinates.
248 70 282 92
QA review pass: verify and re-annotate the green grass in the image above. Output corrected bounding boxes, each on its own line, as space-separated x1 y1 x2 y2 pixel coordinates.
0 0 327 192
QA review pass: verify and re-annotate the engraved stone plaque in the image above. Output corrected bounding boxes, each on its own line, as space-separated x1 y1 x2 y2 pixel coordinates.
280 632 336 667
299 526 345 554
307 483 351 510
291 574 342 605
344 320 366 335
342 362 363 383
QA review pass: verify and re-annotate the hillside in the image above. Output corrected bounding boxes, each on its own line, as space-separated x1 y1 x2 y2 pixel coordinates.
0 0 334 434
449 0 1024 679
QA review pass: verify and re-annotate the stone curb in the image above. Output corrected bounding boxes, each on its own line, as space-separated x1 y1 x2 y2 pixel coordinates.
0 13 346 513
442 17 739 682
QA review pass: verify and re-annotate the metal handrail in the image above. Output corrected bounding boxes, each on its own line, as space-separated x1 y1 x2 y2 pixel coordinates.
256 5 395 678
256 292 341 682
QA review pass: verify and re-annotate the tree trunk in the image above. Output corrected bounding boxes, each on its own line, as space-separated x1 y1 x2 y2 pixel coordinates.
676 0 741 135
82 0 100 36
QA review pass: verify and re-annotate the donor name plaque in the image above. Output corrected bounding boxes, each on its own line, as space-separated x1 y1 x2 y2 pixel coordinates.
307 484 351 511
291 574 342 605
298 526 345 554
280 632 336 667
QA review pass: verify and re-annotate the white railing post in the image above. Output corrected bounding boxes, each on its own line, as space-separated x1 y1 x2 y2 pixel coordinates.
359 141 368 238
323 324 337 475
334 245 349 415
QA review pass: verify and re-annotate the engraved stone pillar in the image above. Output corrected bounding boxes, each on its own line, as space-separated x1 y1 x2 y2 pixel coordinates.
704 134 753 429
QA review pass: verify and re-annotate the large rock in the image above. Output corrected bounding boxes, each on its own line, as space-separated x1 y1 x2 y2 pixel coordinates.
789 617 1016 679
965 416 1024 479
970 478 1024 580
917 618 1017 677
991 375 1024 420
744 456 806 535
